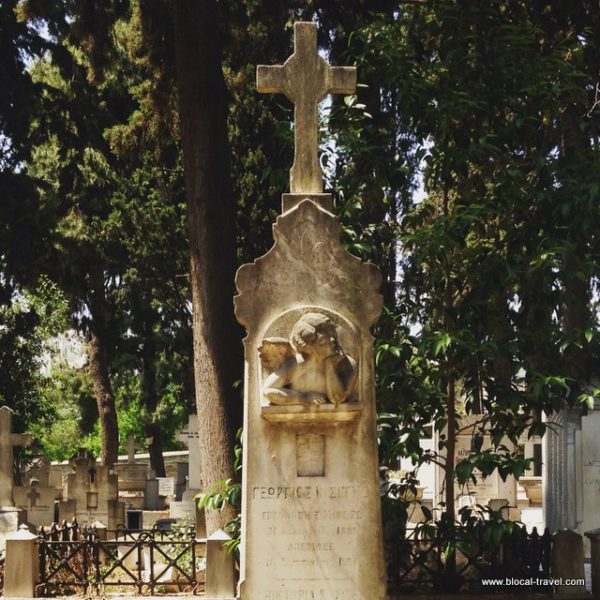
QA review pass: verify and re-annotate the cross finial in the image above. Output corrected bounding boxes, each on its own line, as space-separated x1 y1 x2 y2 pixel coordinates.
27 483 41 507
125 434 138 463
257 21 356 194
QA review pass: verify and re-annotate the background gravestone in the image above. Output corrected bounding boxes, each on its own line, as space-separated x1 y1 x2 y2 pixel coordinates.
114 434 148 492
170 415 202 521
13 480 56 528
59 449 125 529
235 22 386 600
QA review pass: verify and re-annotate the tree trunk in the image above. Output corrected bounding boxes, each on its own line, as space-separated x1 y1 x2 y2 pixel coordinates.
87 265 119 466
173 0 242 533
444 371 457 577
146 423 166 478
88 328 119 466
140 303 167 478
442 186 457 577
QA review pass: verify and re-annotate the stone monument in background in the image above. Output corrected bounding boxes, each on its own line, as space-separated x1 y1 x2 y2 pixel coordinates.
114 434 148 492
235 22 387 600
0 406 34 550
58 448 125 529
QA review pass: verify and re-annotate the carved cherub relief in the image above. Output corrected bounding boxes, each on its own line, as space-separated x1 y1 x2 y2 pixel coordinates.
259 312 357 406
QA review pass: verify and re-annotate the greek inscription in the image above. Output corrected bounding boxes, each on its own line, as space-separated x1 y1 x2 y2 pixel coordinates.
253 484 367 501
253 486 314 500
287 542 334 551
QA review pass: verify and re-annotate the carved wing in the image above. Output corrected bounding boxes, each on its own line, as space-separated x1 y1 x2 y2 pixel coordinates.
258 337 295 373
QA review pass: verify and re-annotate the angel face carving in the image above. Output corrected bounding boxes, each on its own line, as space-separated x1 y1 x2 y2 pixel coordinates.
260 312 357 406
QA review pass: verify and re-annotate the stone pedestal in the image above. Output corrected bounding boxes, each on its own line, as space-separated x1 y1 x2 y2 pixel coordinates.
205 529 236 599
235 199 386 600
4 525 38 598
551 529 586 595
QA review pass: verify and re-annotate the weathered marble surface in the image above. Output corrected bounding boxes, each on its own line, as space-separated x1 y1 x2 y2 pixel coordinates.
236 199 386 600
257 22 355 195
13 480 56 527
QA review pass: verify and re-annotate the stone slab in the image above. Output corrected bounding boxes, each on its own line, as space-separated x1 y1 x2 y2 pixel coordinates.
157 477 175 497
115 463 148 491
235 196 386 600
13 483 56 528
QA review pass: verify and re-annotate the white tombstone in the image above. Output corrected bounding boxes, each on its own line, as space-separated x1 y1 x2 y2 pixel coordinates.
175 415 201 490
235 21 386 600
13 480 55 528
450 416 517 509
114 435 148 491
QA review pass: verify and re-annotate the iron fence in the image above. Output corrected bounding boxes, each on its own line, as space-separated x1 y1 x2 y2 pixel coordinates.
387 525 552 594
37 520 205 596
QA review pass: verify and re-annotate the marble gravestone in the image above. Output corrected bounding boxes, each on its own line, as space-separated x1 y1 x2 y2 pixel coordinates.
114 435 148 491
59 449 125 529
175 414 201 491
13 480 56 528
235 22 386 600
0 406 34 550
170 415 201 521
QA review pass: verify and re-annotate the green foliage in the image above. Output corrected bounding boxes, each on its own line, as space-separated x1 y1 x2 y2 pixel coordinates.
325 2 600 571
29 366 100 460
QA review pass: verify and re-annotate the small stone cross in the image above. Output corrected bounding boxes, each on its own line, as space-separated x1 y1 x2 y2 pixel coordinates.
125 434 139 463
257 21 356 194
0 406 34 507
27 484 41 507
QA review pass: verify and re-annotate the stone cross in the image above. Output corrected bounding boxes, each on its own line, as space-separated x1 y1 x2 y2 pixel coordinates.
257 21 356 194
124 435 139 464
0 406 34 507
27 485 41 507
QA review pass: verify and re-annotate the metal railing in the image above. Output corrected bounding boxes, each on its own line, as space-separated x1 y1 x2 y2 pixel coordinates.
37 520 205 596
